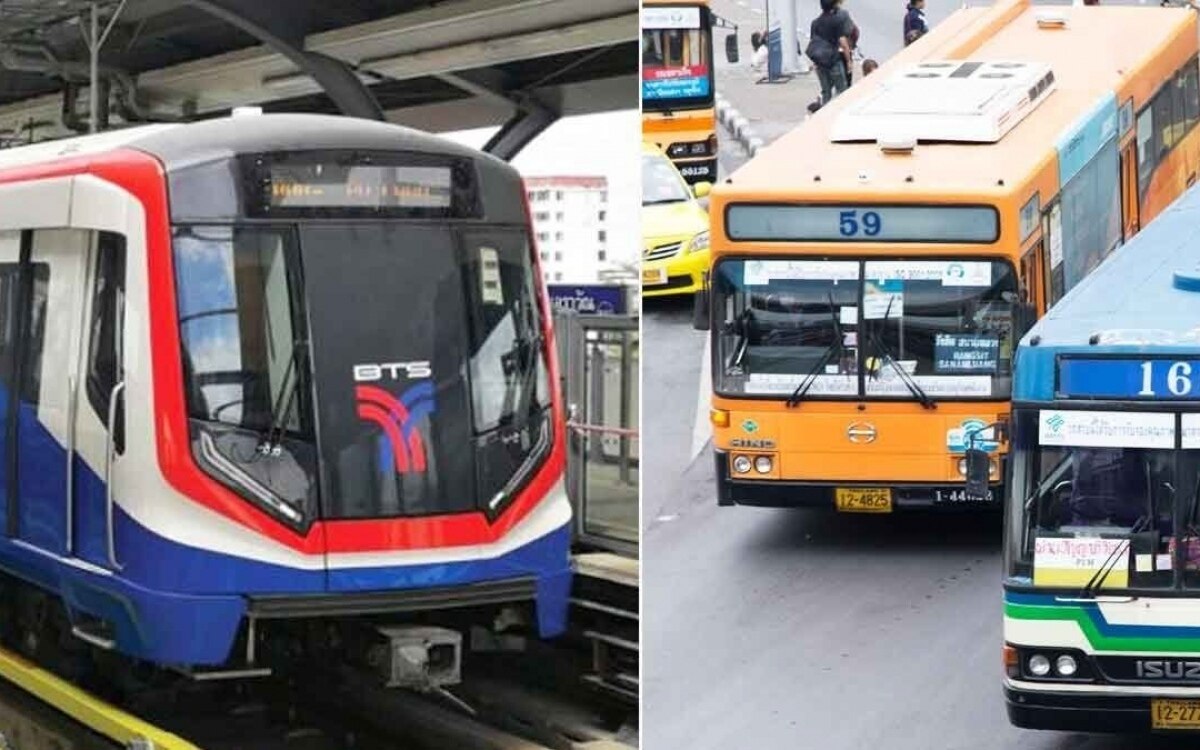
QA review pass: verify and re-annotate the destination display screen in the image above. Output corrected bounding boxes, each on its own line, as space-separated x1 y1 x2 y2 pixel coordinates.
266 164 453 210
725 204 1000 243
1058 357 1200 400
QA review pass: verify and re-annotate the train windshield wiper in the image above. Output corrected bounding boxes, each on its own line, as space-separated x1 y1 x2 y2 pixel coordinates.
868 297 936 410
258 339 307 454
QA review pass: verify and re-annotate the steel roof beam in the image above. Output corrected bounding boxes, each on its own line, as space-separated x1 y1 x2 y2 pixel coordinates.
183 0 385 120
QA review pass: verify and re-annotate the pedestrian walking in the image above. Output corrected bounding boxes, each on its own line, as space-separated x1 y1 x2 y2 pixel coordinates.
806 0 854 104
750 30 769 72
904 0 928 46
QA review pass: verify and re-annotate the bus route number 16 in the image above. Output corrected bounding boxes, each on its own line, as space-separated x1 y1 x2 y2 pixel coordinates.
839 210 883 237
1140 361 1195 397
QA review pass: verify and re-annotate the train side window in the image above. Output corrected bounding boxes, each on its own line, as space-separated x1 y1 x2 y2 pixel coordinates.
1155 82 1175 153
86 232 125 449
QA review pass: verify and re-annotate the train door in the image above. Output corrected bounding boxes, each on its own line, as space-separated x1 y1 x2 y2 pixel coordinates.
0 231 24 537
13 229 91 557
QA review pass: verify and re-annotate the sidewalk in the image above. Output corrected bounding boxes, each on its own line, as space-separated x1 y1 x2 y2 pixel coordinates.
711 0 858 157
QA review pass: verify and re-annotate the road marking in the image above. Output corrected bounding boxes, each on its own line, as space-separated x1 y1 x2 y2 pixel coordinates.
691 333 712 460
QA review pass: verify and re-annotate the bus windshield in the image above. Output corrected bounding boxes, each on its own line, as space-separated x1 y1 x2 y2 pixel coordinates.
1006 408 1200 592
641 5 713 110
712 257 1019 400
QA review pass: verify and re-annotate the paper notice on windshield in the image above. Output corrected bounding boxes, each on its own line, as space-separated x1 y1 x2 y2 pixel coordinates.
745 373 857 395
840 306 857 326
935 333 1000 373
1183 414 1200 449
1033 536 1129 589
743 259 860 286
863 280 903 319
1038 409 1175 449
1048 203 1064 269
940 261 992 287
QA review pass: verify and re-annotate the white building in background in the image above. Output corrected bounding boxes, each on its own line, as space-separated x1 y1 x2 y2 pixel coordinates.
525 176 610 284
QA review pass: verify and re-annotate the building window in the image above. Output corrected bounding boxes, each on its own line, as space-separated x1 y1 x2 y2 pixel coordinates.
540 251 548 261
598 250 607 261
555 212 564 221
554 272 563 281
555 232 564 241
537 232 549 242
600 191 608 203
555 191 564 200
535 211 549 222
598 230 607 242
554 252 563 261
599 210 606 221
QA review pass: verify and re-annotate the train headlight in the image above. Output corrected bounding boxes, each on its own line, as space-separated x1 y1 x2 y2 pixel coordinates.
1028 654 1051 677
1055 654 1078 677
957 458 968 476
732 455 752 474
990 458 1000 478
687 231 710 254
754 455 773 474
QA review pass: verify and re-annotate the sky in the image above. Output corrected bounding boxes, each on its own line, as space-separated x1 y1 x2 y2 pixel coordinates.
440 109 640 270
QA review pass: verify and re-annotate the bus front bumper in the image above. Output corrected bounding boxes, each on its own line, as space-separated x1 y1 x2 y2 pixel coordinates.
713 449 1002 510
1005 684 1172 733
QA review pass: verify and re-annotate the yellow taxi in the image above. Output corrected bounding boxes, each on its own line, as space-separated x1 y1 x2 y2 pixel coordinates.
641 142 711 297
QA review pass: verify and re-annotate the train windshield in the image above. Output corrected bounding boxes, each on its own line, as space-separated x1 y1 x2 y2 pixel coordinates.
1004 408 1200 592
173 223 550 528
712 257 1018 400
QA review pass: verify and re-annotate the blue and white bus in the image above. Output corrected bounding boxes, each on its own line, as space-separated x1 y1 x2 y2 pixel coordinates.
987 184 1200 733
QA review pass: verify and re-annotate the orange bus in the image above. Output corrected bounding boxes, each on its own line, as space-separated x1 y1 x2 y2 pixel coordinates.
695 0 1200 513
642 0 722 184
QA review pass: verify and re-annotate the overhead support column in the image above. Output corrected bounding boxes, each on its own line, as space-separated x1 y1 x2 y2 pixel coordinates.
482 100 559 161
185 0 386 120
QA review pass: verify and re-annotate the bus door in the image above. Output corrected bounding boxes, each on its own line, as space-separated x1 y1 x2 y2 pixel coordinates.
1120 141 1140 240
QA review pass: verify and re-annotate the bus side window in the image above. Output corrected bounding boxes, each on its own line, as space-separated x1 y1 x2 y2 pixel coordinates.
1042 205 1065 308
1019 242 1044 315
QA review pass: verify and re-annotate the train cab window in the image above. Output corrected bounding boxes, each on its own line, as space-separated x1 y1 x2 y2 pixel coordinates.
1185 64 1200 129
86 232 126 442
1137 107 1155 197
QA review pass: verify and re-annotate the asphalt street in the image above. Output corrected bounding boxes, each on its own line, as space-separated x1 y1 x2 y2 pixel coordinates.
643 1 1200 746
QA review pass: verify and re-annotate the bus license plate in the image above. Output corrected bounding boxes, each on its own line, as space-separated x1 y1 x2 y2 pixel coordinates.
642 268 666 285
1152 699 1200 729
835 488 892 513
935 488 994 504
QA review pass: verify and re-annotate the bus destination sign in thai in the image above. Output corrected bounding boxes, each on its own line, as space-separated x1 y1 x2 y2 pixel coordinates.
725 205 999 243
1057 358 1200 400
267 164 453 210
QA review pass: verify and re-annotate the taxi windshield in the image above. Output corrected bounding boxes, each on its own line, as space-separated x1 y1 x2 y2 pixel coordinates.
1005 407 1200 592
712 257 1019 399
642 154 692 206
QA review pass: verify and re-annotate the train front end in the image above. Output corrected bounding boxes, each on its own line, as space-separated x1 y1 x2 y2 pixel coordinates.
101 116 571 666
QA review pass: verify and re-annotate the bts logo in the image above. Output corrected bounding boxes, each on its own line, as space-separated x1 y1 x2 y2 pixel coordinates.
355 378 436 475
353 360 432 381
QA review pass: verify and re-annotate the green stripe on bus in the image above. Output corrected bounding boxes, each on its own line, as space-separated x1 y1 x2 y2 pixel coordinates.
1005 602 1200 653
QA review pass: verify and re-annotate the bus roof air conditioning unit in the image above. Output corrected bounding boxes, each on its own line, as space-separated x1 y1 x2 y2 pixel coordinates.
830 61 1056 144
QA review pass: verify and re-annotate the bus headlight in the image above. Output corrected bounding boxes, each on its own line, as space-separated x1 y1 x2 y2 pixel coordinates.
687 231 710 254
754 455 773 474
1028 654 1051 677
1055 654 1077 677
732 455 752 474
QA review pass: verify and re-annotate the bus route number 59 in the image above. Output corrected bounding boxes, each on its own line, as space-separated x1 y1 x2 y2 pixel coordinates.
839 210 883 238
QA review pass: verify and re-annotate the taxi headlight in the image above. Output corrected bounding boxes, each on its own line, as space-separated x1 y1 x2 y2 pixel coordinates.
732 455 752 474
687 230 710 254
754 455 773 474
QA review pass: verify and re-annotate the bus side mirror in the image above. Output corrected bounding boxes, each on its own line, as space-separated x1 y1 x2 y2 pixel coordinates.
964 448 991 502
693 287 711 331
725 32 740 64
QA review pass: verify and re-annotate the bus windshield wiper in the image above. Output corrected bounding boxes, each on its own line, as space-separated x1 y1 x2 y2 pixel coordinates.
786 295 844 408
867 297 936 410
1078 515 1149 599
